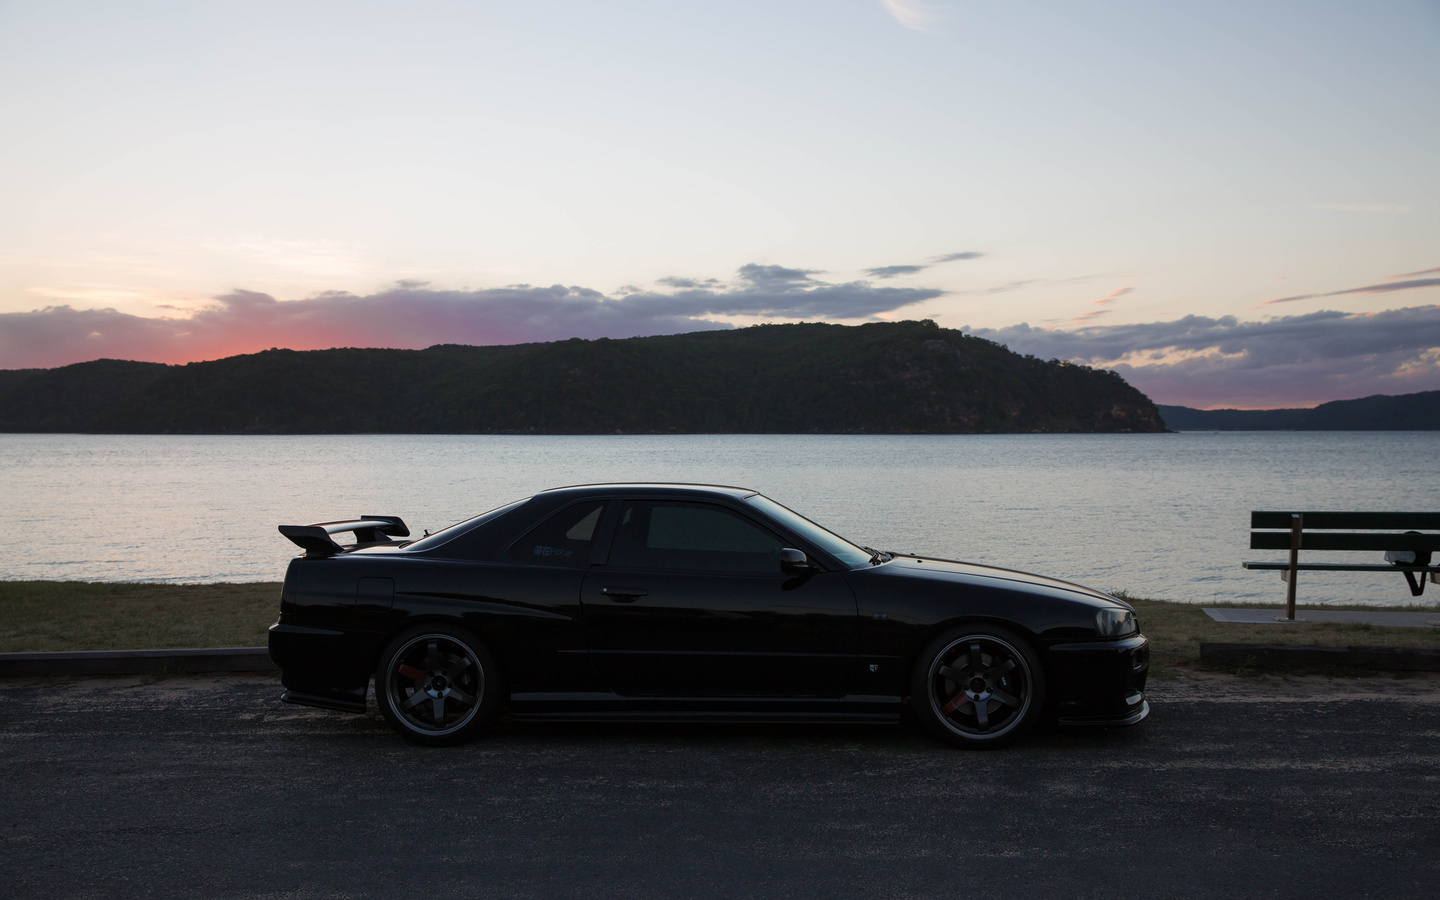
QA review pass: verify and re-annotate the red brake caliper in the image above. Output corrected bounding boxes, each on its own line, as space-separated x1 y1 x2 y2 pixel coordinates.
397 664 426 683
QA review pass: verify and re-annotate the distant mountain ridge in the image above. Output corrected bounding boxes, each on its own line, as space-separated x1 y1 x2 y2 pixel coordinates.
1159 390 1440 431
0 320 1165 434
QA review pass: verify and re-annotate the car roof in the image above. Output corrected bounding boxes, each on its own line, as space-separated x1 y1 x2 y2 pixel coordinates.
534 483 759 502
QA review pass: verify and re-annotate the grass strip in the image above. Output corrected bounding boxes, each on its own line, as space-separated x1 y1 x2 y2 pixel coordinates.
1122 595 1440 678
2 582 1437 678
0 581 280 654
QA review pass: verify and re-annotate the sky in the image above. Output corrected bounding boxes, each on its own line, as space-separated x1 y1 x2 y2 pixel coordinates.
2 0 1438 408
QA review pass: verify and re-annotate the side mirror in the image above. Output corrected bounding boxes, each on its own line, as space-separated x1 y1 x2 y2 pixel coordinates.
780 548 816 574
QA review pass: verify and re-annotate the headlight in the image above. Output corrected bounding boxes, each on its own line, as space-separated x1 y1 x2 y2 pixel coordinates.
1095 608 1137 637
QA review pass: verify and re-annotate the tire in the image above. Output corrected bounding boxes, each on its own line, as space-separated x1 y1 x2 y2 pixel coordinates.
911 624 1045 749
375 624 501 746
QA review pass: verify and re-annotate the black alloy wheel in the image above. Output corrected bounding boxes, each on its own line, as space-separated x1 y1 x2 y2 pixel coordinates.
376 625 500 745
912 625 1044 748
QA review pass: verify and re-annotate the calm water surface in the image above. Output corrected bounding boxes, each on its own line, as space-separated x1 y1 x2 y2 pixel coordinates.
3 432 1438 606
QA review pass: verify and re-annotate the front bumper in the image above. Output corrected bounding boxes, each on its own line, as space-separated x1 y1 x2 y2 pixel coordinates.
1056 699 1150 727
1046 633 1149 725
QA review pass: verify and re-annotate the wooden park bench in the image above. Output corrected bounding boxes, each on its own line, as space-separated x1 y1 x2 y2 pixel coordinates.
1244 512 1440 620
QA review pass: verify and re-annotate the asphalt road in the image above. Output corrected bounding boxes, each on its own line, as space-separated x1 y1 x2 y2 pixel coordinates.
1 674 1437 900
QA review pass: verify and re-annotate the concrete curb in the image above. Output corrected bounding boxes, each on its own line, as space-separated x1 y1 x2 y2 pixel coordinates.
0 647 275 677
1200 642 1440 671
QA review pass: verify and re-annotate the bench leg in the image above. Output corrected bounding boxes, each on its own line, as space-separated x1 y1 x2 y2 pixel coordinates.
1402 571 1426 597
1284 514 1302 619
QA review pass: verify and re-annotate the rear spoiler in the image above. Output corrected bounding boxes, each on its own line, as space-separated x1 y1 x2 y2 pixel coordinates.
279 516 410 558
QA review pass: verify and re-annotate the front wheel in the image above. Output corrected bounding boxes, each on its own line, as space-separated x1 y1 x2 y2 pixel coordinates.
376 625 501 746
911 625 1045 749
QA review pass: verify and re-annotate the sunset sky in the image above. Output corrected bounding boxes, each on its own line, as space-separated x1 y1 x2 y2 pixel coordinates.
3 0 1438 407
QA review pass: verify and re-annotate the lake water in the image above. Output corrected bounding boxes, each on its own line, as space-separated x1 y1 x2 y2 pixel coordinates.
3 432 1438 607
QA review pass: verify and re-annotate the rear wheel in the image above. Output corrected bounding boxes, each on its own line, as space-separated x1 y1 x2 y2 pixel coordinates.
376 624 500 746
912 625 1044 749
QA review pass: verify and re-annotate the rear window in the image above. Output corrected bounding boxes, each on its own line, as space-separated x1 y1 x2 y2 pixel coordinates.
401 499 529 553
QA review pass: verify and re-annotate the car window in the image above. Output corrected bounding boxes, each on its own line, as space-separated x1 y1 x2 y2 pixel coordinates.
510 502 607 566
401 498 529 553
608 501 784 573
744 494 873 568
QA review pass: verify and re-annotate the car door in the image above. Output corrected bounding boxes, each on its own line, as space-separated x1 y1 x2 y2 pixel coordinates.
580 499 858 697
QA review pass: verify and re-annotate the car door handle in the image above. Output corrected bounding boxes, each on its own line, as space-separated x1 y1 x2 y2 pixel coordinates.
601 586 648 602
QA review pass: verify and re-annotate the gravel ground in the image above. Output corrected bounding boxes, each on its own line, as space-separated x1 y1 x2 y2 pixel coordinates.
1 673 1437 899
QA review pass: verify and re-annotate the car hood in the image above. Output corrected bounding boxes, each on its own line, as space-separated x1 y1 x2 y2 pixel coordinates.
876 556 1131 610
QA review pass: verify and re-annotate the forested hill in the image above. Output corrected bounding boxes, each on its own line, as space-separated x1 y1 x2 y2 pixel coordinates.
1158 390 1440 431
0 320 1166 434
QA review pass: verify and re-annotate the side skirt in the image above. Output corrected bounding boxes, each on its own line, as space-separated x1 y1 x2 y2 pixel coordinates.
508 692 902 725
281 689 368 714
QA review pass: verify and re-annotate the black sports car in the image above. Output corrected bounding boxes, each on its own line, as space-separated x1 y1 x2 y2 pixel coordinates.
269 483 1149 748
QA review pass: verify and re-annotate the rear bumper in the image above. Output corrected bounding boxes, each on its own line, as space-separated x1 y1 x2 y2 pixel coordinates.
1046 633 1150 725
268 622 379 711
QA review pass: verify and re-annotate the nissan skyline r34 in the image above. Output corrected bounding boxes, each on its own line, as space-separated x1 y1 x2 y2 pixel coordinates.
269 484 1149 748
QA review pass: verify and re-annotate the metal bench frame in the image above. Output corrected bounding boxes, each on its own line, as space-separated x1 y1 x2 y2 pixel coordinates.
1243 512 1440 620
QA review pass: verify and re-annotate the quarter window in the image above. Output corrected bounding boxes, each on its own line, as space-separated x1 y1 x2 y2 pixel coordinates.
510 502 606 566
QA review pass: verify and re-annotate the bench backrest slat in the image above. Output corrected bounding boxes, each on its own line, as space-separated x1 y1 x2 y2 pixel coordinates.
1250 532 1440 552
1251 511 1440 530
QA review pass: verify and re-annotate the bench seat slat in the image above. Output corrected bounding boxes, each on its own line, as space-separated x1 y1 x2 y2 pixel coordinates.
1243 561 1440 572
1251 511 1440 530
1249 532 1440 552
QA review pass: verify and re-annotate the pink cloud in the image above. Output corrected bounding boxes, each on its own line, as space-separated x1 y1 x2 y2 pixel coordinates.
0 269 944 369
1070 286 1131 323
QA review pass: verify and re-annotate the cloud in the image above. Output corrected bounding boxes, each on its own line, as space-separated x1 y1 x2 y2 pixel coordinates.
1069 287 1132 324
864 265 927 279
1395 267 1440 278
1263 274 1440 306
974 280 1038 295
643 264 942 319
881 0 942 31
968 305 1440 408
942 272 1121 299
864 251 983 279
655 276 720 289
929 251 983 264
734 264 823 290
0 265 944 369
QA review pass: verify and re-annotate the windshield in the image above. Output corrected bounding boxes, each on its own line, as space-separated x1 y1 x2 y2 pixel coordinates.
744 494 874 568
401 498 529 552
